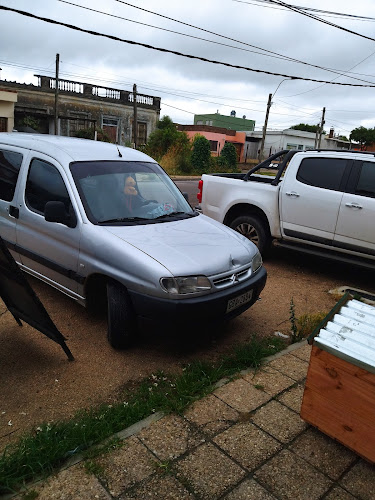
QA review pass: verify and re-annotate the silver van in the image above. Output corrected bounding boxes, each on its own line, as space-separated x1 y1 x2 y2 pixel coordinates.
0 134 266 348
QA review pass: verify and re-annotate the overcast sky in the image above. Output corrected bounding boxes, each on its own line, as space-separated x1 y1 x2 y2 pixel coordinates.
1 0 375 137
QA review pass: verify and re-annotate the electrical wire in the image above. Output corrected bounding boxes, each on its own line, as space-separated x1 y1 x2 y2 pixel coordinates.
2 6 375 87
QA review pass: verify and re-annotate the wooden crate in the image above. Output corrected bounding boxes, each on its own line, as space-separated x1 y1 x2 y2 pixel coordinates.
301 345 375 463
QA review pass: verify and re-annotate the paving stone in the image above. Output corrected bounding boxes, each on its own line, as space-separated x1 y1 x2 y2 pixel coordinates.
138 414 204 461
242 366 295 396
213 422 282 471
290 427 357 480
254 449 332 500
175 442 246 500
251 400 307 443
184 394 239 437
97 436 157 496
268 354 308 381
340 459 375 500
290 343 312 362
213 378 271 413
223 478 277 499
277 383 305 413
119 474 195 500
29 464 111 500
324 486 357 500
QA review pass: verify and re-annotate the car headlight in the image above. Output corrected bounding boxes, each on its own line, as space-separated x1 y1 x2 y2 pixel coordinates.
251 251 263 273
160 276 212 295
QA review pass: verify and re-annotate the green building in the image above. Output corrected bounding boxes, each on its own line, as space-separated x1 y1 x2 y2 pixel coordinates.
194 111 255 131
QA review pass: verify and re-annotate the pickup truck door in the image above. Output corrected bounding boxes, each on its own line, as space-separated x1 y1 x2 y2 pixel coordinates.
16 154 82 296
279 157 351 245
334 160 375 256
0 146 25 263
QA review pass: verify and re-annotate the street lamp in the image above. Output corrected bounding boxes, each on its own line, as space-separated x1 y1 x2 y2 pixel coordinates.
258 78 291 161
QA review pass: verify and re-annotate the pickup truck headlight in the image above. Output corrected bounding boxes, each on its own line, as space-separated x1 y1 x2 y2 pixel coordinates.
160 276 212 295
252 251 263 273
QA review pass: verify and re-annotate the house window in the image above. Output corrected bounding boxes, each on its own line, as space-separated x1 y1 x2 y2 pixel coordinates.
209 140 218 152
196 120 203 125
102 116 119 143
0 118 8 132
133 122 147 145
69 113 90 136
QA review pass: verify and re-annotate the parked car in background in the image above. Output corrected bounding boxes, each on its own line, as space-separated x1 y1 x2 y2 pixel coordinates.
0 134 267 348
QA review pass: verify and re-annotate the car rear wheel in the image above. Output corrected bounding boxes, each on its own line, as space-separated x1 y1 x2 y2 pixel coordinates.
230 215 271 256
107 280 137 349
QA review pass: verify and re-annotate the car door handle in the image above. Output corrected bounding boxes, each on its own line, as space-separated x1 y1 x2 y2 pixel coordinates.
285 191 300 197
345 202 363 209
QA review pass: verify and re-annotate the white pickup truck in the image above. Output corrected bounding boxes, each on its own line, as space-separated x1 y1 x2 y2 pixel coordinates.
198 149 375 268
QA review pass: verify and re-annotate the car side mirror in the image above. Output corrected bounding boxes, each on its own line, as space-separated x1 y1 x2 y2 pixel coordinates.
44 201 77 228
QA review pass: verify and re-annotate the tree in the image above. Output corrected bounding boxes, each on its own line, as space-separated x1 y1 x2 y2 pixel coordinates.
290 123 326 134
219 142 237 171
350 126 375 150
145 115 181 161
191 134 211 174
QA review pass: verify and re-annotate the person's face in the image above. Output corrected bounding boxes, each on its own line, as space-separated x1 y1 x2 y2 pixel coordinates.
124 176 137 195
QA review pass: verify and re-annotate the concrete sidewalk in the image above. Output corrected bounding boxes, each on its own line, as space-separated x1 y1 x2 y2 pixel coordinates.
13 342 375 500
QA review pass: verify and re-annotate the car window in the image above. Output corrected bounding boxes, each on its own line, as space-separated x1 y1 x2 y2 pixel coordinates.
0 149 23 202
296 158 348 191
25 158 72 214
355 161 375 198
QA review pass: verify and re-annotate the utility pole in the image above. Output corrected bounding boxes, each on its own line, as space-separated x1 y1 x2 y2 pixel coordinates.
317 107 326 149
259 93 272 161
54 53 60 135
133 83 138 149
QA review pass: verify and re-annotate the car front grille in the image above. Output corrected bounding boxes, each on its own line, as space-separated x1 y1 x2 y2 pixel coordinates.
212 266 252 290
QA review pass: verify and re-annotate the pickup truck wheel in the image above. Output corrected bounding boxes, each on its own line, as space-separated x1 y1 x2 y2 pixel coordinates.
107 280 137 349
230 215 271 255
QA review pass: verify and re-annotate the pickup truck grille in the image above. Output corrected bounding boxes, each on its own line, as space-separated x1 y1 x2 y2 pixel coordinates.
212 266 251 289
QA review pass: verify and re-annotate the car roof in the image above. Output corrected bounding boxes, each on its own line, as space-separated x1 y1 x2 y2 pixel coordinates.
0 133 156 163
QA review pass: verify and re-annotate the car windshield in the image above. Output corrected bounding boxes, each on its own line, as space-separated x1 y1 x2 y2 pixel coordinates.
70 160 195 224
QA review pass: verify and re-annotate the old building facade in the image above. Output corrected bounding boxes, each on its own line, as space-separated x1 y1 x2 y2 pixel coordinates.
0 75 161 145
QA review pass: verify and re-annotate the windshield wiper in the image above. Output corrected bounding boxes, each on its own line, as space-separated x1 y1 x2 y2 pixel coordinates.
153 211 194 220
98 217 148 223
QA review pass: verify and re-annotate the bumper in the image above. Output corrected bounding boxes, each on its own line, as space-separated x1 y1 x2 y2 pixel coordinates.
129 267 267 328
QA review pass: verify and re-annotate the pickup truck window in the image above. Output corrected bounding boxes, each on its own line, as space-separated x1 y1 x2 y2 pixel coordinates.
296 158 348 191
355 161 375 198
25 159 72 215
0 149 23 202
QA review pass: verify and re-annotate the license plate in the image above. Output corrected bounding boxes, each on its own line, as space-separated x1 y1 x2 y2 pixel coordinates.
226 290 253 313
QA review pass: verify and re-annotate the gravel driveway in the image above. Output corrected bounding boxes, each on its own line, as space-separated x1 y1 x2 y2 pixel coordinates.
1 246 374 449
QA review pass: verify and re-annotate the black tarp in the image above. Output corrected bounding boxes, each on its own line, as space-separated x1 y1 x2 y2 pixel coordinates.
0 236 74 360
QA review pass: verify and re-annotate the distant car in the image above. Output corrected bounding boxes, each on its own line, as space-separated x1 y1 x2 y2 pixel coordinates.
0 134 267 348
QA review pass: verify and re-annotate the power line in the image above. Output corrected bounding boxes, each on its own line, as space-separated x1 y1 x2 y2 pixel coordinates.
268 0 375 43
112 1 375 84
2 6 375 87
234 0 375 23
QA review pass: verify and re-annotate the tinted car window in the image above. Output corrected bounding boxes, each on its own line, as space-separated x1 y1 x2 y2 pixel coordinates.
355 161 375 198
25 159 71 214
297 158 348 191
0 149 23 201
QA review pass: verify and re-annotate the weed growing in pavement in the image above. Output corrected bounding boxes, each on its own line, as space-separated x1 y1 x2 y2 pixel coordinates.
0 335 284 494
84 460 105 478
289 297 328 343
289 297 299 343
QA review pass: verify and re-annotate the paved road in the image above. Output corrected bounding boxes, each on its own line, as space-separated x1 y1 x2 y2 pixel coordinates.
174 179 200 208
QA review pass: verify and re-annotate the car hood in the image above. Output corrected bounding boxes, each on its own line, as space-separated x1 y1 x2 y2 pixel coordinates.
103 214 257 276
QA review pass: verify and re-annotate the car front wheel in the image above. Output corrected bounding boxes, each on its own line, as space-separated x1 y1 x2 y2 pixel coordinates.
107 280 137 349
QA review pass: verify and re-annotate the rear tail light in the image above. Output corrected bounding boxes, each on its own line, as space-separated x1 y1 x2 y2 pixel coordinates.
197 179 203 203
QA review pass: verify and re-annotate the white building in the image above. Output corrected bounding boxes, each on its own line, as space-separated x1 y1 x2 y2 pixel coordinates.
244 128 351 160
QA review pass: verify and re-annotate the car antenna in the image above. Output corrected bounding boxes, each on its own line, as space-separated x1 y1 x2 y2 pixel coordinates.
116 144 122 158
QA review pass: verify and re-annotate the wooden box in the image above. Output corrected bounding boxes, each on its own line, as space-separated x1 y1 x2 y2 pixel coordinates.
301 345 375 463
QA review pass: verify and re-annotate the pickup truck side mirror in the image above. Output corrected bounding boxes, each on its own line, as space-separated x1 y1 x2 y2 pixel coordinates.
44 201 77 228
182 192 189 202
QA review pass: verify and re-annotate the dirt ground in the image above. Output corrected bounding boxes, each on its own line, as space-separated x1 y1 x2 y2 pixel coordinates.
1 246 375 451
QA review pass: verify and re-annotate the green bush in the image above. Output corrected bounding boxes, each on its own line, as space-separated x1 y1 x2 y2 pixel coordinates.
191 135 211 174
219 142 238 172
